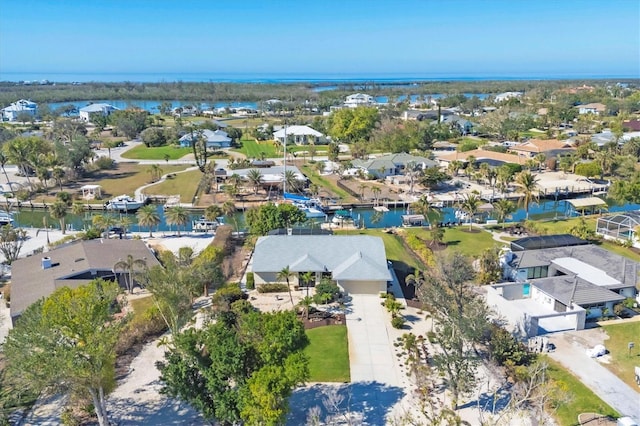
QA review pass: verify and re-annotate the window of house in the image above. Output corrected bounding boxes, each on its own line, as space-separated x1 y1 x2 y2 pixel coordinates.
527 266 548 279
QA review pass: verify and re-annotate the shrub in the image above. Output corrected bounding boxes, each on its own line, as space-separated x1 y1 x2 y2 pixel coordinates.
622 297 636 309
314 280 340 303
212 283 247 307
246 272 255 290
426 331 437 343
405 234 436 267
613 303 625 316
94 156 115 170
391 315 406 329
257 283 290 293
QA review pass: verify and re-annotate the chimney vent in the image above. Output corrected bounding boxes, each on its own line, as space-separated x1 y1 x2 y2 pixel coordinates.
42 256 52 269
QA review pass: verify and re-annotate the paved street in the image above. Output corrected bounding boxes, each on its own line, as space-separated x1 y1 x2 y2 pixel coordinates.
548 331 640 420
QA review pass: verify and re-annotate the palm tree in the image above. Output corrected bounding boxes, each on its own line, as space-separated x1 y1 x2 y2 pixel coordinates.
493 199 516 229
52 167 65 192
118 216 132 237
300 271 315 319
113 254 147 294
222 200 236 217
246 169 263 195
447 160 463 178
92 214 117 238
165 206 189 236
277 265 295 306
459 193 481 230
0 152 15 196
404 161 422 195
204 204 222 222
515 171 539 220
49 201 68 234
136 205 160 237
371 186 382 205
411 195 436 225
147 164 163 182
357 183 368 201
283 169 300 193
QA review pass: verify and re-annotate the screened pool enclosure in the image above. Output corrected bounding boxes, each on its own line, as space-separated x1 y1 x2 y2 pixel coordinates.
596 210 640 246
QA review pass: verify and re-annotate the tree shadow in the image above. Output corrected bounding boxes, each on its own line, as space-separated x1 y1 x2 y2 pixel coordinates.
287 382 405 425
456 385 512 414
107 395 203 425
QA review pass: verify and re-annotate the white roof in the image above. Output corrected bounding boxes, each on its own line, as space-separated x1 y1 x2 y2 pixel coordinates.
79 103 118 113
252 235 391 282
552 257 621 287
231 165 305 183
273 125 323 138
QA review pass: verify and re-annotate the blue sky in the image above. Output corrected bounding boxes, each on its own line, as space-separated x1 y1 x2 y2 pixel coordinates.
1 0 638 79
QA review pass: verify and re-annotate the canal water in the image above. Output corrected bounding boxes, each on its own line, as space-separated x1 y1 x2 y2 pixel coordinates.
10 197 640 233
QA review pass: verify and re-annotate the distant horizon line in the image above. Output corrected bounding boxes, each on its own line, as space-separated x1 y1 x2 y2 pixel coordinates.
1 71 638 84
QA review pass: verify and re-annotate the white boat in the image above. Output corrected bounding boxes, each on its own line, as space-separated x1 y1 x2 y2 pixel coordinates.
106 194 147 212
0 211 13 226
292 200 326 219
332 209 354 224
192 216 220 232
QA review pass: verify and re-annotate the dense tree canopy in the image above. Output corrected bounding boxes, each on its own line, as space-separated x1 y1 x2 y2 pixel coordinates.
245 202 307 235
157 308 309 425
3 279 123 426
326 106 379 142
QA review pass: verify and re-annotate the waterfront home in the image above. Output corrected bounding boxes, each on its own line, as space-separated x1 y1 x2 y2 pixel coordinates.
508 139 574 158
272 125 325 145
9 239 160 324
487 235 637 337
351 152 438 179
494 92 523 102
344 93 376 108
442 115 476 135
1 99 38 122
577 102 606 115
251 235 392 295
79 103 119 122
179 129 232 149
438 148 527 167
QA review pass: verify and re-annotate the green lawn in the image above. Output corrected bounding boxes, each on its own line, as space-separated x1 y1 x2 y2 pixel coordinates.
601 322 640 389
405 226 499 258
121 144 193 160
90 164 191 200
545 358 619 425
145 169 202 203
303 325 350 382
129 295 155 316
235 139 279 158
300 165 355 201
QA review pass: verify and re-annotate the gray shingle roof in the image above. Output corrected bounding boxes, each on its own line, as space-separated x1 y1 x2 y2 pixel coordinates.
10 239 159 318
532 276 625 306
252 235 391 281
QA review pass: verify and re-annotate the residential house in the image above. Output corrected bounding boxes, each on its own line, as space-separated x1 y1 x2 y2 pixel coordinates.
171 105 199 117
494 92 523 103
1 99 38 121
272 125 325 145
344 93 376 108
508 139 575 159
438 148 527 167
577 103 606 115
9 239 160 324
442 115 475 135
179 129 232 149
622 120 640 132
351 152 438 179
401 108 455 121
79 103 119 122
251 235 392 295
487 235 637 337
231 165 306 188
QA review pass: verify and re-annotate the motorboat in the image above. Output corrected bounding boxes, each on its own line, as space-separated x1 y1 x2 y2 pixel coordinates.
332 209 354 224
106 194 147 212
192 216 220 232
0 211 13 226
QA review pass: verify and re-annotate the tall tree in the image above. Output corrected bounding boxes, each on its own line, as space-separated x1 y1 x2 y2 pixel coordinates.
417 253 491 410
165 206 189 236
515 171 539 220
246 169 263 195
493 198 516 228
49 201 68 234
3 279 123 426
458 194 481 230
277 265 295 306
113 254 147 294
136 205 161 237
0 225 27 264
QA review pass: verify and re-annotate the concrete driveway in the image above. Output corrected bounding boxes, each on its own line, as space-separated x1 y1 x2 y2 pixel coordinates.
346 294 404 386
548 331 640 420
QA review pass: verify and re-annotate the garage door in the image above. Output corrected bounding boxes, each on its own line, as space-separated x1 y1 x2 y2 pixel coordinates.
339 280 385 295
